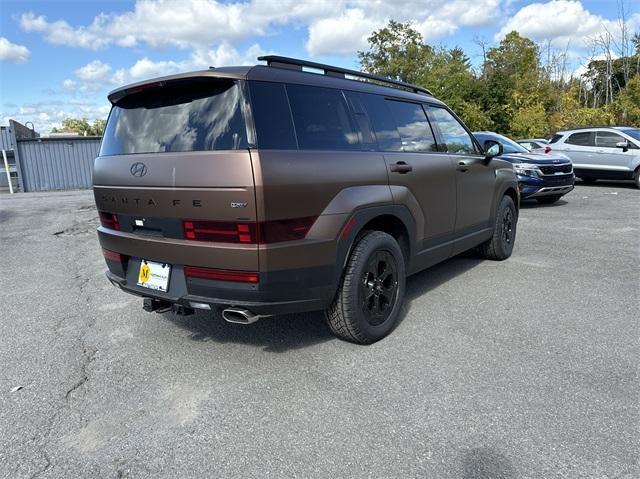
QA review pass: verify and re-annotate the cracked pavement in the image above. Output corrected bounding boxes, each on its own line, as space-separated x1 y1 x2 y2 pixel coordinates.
0 185 638 478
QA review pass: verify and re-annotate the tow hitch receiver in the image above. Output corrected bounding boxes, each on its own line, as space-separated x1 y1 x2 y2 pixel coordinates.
142 298 195 316
143 298 171 313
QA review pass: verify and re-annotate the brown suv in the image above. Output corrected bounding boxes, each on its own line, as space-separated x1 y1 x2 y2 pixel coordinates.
94 56 519 344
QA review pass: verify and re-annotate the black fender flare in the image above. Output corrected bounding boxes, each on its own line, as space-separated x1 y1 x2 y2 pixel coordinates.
331 205 417 290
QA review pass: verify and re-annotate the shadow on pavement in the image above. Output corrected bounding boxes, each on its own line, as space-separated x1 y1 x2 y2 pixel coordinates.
462 447 516 479
166 251 485 352
519 198 569 209
574 179 637 189
165 309 332 353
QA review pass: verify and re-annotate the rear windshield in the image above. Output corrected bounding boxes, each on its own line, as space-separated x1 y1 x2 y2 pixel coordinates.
100 78 248 155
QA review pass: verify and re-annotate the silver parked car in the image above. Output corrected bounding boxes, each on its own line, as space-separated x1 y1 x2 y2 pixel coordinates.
518 138 550 154
549 127 640 188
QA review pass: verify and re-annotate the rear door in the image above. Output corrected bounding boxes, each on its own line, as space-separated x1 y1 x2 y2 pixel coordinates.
353 93 456 261
94 77 259 271
426 105 494 235
558 131 595 168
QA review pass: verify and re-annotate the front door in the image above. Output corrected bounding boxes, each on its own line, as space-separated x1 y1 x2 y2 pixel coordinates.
426 106 495 237
594 130 635 172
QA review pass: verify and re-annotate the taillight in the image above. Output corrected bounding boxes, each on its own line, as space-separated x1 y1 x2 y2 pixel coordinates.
182 217 317 244
544 146 552 153
184 266 259 283
99 211 120 230
102 248 123 262
183 220 258 243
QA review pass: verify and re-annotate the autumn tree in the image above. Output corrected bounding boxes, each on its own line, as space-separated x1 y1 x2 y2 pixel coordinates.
52 118 106 136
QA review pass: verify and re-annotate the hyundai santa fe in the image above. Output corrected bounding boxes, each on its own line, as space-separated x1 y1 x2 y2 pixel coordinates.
94 56 519 344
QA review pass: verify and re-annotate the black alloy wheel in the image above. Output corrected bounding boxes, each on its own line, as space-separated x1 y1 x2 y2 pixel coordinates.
501 207 514 248
360 250 399 326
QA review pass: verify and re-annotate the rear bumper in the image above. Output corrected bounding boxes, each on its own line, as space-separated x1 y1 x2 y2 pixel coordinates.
518 174 575 199
104 259 335 316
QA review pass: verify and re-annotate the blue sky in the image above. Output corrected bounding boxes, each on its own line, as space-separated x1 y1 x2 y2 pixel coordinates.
1 0 638 132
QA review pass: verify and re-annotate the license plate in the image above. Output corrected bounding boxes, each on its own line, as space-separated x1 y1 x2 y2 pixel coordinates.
137 260 171 292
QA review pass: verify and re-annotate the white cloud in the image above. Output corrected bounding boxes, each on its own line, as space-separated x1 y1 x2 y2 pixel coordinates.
18 0 335 51
1 101 111 133
305 0 504 56
64 43 267 96
62 79 77 91
306 9 379 56
18 0 509 56
0 37 30 63
75 60 112 82
496 0 640 48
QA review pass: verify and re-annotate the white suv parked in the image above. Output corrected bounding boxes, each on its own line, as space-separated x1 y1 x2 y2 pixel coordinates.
549 127 640 188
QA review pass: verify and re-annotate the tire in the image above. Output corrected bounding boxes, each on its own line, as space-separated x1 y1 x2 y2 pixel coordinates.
480 195 517 261
634 169 640 189
325 231 406 344
580 176 597 184
536 195 562 204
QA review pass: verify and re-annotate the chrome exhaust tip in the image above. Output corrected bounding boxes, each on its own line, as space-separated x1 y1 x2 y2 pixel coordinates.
221 307 265 325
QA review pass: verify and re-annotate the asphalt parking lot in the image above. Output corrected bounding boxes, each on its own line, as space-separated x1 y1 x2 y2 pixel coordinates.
1 183 638 478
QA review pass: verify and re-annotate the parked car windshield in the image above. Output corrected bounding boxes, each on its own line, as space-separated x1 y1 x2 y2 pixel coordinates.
100 78 248 155
617 128 640 142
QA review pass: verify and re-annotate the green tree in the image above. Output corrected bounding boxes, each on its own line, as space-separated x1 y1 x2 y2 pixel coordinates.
483 31 542 135
52 118 106 136
358 22 489 129
613 75 640 125
358 20 433 85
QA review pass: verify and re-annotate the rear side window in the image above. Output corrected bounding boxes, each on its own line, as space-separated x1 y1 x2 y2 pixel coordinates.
354 93 403 151
385 101 437 153
285 84 360 150
549 134 563 144
566 132 594 146
427 106 477 154
351 93 437 153
249 82 297 149
100 78 248 155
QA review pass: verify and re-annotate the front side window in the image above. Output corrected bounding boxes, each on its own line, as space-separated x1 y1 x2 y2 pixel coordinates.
285 84 359 150
427 106 477 154
100 78 248 155
566 132 593 146
595 131 625 148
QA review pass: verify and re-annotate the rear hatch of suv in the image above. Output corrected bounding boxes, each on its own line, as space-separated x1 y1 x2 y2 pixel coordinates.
94 76 259 293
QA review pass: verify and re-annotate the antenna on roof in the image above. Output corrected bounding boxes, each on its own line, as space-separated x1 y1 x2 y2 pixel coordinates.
257 55 432 96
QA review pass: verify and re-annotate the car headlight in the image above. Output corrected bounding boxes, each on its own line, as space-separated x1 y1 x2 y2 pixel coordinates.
513 163 542 177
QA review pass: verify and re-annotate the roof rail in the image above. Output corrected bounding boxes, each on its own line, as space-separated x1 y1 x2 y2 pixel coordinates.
558 125 631 131
257 55 432 96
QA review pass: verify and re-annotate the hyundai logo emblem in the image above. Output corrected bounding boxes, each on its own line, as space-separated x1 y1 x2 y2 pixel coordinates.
130 162 148 177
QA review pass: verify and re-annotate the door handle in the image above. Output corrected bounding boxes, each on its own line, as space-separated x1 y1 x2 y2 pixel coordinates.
456 161 469 172
390 161 413 174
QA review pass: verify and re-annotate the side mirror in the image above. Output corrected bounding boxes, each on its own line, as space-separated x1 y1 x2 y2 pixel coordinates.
616 141 629 152
484 140 503 159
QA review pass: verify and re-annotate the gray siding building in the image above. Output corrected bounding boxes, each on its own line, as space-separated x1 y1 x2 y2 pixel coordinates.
1 120 101 192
